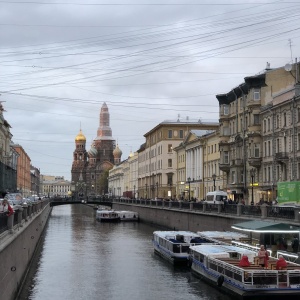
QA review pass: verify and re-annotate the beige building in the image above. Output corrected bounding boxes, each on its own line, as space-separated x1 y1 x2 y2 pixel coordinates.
260 63 300 202
175 129 225 201
40 176 71 197
137 120 218 200
217 62 300 204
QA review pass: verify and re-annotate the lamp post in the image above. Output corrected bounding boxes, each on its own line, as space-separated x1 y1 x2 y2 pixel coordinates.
145 183 148 199
250 169 255 205
187 177 191 201
212 174 216 191
156 182 158 198
133 185 136 199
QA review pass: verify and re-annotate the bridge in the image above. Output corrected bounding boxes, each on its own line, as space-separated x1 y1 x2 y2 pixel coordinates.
50 197 113 208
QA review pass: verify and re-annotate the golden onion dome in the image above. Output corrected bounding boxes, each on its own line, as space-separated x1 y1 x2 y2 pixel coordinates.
75 129 86 142
113 144 122 158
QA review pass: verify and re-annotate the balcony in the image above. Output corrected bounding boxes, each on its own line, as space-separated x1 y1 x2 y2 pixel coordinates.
275 152 289 163
248 157 262 167
219 163 230 172
230 159 244 167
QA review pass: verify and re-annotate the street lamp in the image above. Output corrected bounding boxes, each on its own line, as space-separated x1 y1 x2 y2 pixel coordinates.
187 177 191 201
133 185 136 199
156 182 158 198
212 174 216 191
250 168 255 205
145 183 148 199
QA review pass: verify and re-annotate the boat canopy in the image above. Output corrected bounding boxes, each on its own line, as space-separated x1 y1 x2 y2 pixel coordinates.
231 220 300 233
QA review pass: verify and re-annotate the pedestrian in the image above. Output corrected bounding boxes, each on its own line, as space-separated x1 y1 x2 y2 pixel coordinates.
257 245 269 268
292 235 299 253
1 198 14 217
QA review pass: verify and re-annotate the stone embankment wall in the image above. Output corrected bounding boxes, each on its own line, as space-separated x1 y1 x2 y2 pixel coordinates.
113 203 246 231
0 203 52 300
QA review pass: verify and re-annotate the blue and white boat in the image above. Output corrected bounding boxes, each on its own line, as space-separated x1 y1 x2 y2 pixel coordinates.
189 244 300 299
115 210 139 221
96 209 120 222
152 231 216 265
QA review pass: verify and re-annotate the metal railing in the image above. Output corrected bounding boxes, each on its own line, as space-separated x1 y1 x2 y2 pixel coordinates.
0 199 50 235
112 198 300 223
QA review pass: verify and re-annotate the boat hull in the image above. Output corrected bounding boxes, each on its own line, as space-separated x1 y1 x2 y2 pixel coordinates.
191 260 300 299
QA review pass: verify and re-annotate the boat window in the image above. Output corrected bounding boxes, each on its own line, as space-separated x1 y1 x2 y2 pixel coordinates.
173 244 181 253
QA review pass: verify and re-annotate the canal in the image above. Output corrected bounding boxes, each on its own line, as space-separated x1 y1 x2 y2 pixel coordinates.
19 204 231 300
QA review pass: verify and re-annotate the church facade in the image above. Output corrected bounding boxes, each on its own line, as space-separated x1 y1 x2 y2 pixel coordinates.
71 103 122 198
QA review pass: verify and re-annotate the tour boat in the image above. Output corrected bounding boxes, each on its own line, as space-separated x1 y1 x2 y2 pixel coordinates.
96 209 120 222
152 231 216 265
189 244 300 299
115 210 139 221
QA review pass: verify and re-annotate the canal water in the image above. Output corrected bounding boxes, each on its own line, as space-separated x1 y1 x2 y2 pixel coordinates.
19 205 231 300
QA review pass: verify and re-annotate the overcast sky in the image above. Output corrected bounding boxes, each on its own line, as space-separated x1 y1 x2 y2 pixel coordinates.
1 0 300 181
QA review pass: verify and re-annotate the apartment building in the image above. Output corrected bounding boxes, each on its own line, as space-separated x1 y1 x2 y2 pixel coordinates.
217 62 300 204
138 119 218 200
174 129 224 201
0 102 18 196
13 144 31 197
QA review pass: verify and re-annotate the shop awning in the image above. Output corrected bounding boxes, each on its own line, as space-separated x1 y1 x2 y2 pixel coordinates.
231 220 300 233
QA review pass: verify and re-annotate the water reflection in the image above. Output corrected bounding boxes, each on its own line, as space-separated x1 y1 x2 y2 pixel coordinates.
20 205 230 300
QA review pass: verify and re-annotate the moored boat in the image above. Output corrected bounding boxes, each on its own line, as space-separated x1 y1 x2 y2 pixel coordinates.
115 210 139 221
96 209 120 222
189 244 300 299
197 231 250 245
153 231 217 266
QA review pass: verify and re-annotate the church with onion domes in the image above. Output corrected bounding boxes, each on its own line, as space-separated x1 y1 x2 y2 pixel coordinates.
71 103 122 198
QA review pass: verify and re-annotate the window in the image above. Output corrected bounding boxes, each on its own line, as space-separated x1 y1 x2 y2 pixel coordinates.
267 118 270 131
254 144 260 157
253 88 260 100
268 140 271 156
283 112 287 126
179 130 183 138
240 170 244 183
168 144 172 152
168 130 172 138
277 138 280 153
277 115 280 128
223 126 230 136
223 105 229 115
167 174 173 185
224 151 229 164
263 119 266 132
231 171 236 183
254 114 260 125
168 159 172 168
298 108 300 123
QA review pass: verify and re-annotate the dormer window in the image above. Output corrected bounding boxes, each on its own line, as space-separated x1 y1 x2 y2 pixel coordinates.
253 88 260 100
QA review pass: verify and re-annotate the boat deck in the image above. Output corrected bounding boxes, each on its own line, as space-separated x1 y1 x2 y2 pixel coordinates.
217 257 300 270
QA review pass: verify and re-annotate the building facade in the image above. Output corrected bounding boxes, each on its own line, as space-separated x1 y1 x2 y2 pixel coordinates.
13 144 31 197
137 119 219 200
30 165 40 196
217 62 300 204
40 176 71 197
0 102 18 196
175 129 225 201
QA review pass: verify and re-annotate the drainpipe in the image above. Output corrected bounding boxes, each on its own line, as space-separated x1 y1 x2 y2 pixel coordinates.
239 86 247 200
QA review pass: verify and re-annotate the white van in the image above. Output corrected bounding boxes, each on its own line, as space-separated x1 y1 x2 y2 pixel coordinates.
205 191 228 204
